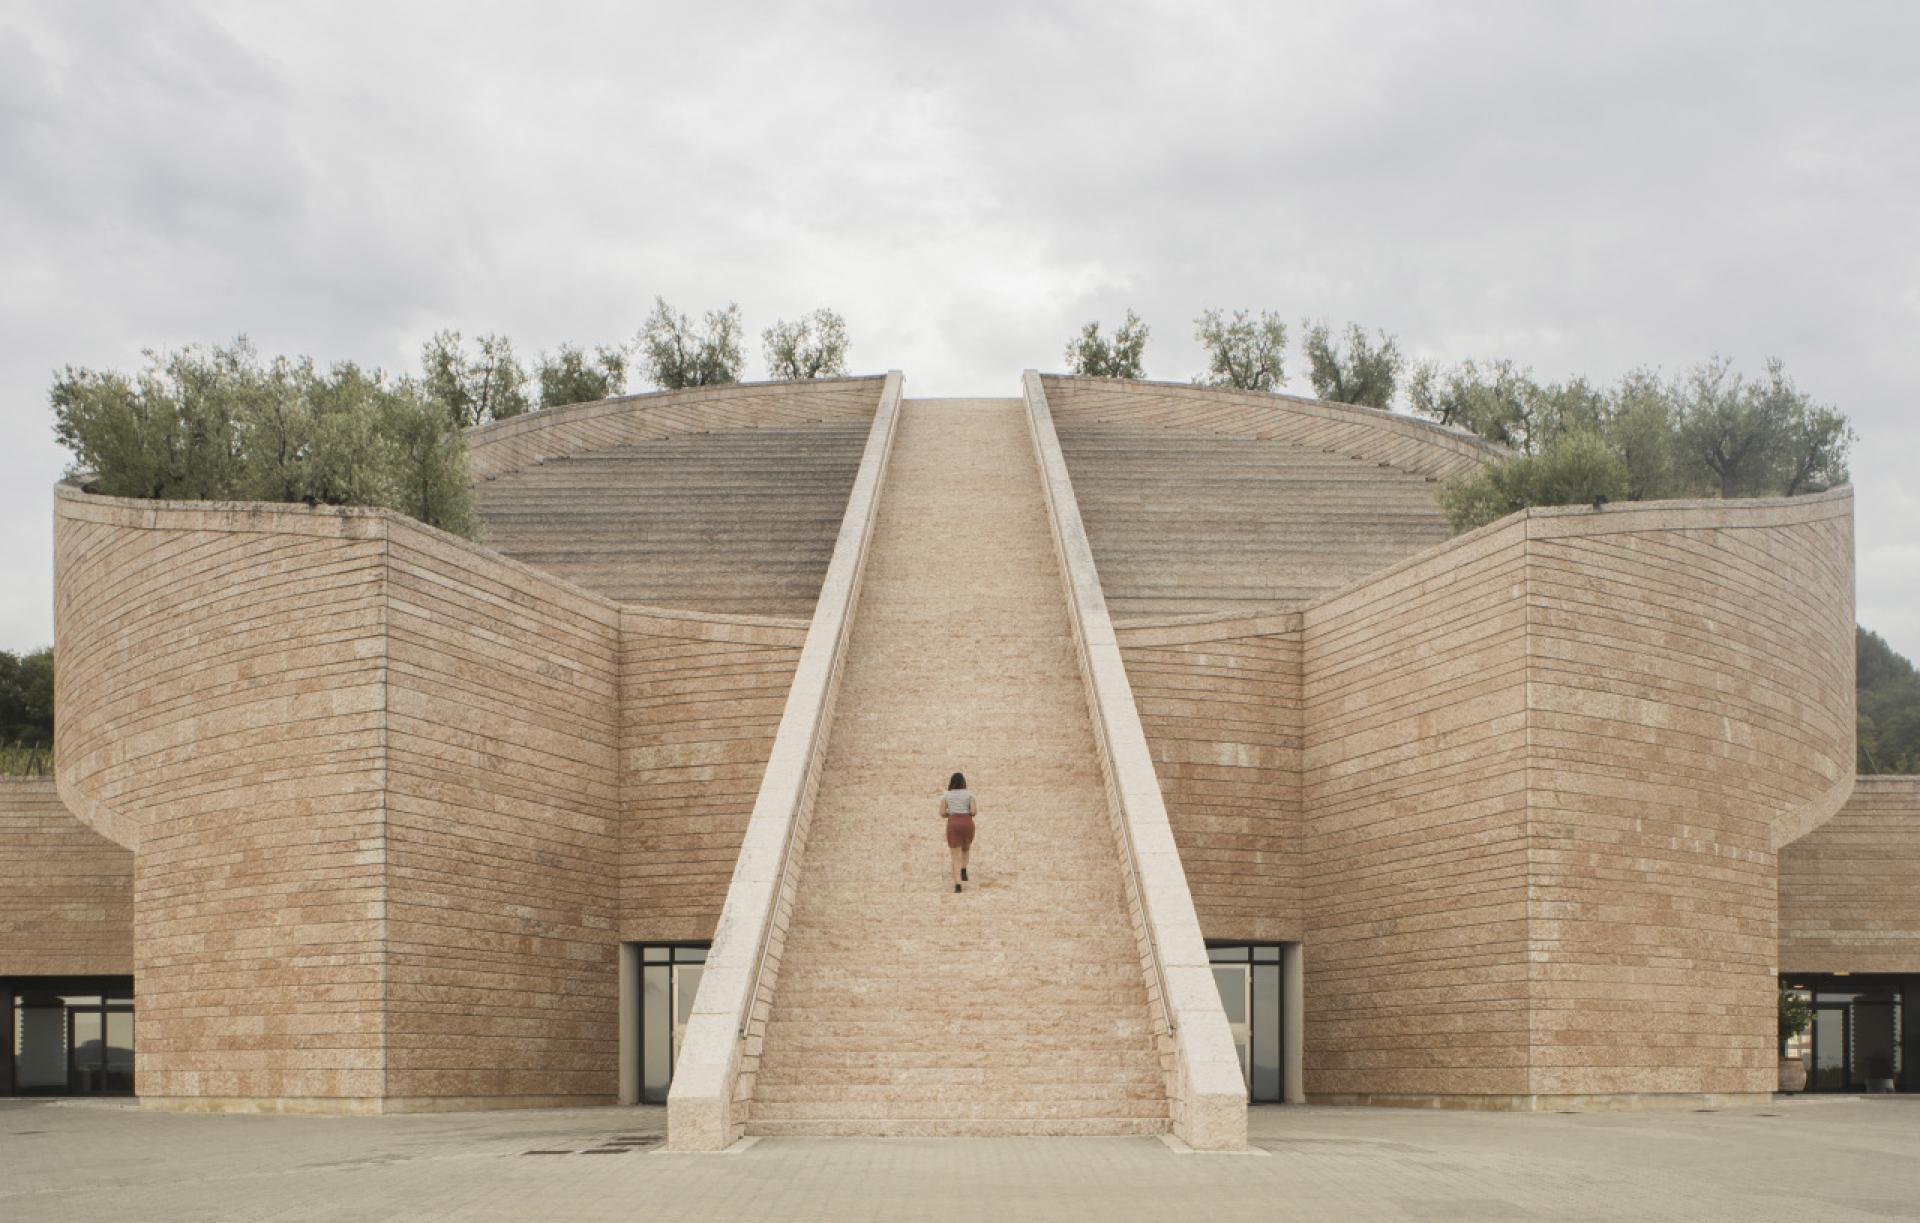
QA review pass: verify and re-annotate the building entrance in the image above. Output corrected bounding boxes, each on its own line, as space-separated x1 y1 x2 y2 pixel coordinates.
1208 944 1286 1102
636 944 707 1104
3 977 135 1096
1783 974 1916 1093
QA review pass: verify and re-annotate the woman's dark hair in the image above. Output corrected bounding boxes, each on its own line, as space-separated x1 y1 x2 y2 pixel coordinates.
948 772 966 790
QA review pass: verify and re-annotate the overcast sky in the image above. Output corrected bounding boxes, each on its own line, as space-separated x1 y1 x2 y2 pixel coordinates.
2 0 1914 659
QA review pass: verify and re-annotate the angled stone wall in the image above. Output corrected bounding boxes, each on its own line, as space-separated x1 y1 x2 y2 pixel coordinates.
1302 517 1536 1100
53 488 627 1111
1299 489 1855 1105
619 608 806 944
1115 613 1304 943
1780 776 1920 974
380 528 622 1108
0 778 133 977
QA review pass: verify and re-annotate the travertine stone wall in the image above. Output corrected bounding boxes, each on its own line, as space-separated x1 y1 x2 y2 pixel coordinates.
0 778 133 976
619 608 806 944
1303 518 1536 1099
54 487 627 1109
380 529 622 1106
465 377 886 483
1300 490 1855 1104
1115 614 1304 943
1519 495 1854 1098
1780 776 1920 974
57 490 394 1104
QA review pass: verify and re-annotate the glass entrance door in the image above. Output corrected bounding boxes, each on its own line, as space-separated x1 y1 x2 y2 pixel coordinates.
636 945 708 1105
1207 944 1285 1102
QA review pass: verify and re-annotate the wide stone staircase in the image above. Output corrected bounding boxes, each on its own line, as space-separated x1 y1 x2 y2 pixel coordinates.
474 419 871 616
1056 423 1451 617
744 399 1170 1137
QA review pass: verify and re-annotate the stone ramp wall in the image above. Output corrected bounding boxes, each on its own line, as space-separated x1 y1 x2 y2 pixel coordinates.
1780 776 1920 974
0 777 133 977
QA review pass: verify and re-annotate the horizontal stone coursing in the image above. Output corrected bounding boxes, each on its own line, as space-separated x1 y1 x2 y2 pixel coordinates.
1779 776 1920 974
0 778 133 977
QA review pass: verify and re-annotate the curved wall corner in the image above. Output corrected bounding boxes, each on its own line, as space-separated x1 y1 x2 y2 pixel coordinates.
52 485 624 1109
1037 374 1503 482
465 375 890 482
0 777 133 977
1779 775 1920 975
1299 488 1855 1105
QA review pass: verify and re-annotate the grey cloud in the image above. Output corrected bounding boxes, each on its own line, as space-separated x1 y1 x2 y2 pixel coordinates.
1 0 1913 657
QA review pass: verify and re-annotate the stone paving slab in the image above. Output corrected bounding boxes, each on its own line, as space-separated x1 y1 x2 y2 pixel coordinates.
2 1099 1916 1222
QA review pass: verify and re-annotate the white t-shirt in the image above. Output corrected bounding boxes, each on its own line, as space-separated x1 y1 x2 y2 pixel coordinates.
942 789 975 816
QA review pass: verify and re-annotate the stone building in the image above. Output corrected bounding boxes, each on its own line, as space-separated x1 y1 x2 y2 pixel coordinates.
3 374 1913 1146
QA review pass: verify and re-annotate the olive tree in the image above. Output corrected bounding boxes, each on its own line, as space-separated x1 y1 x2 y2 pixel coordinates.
537 343 629 408
420 331 531 427
1301 321 1402 408
1064 310 1149 379
640 298 744 389
51 339 477 539
1194 308 1286 391
763 308 850 380
1437 430 1629 532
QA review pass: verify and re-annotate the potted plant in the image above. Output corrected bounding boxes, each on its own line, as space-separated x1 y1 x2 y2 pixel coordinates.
1867 1055 1895 1094
1778 990 1812 1093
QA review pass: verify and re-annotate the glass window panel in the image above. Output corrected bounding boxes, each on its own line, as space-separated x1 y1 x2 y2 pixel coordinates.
642 946 668 963
1253 946 1280 963
1854 1003 1897 1087
1211 965 1250 1091
15 1005 68 1089
676 947 707 964
1252 964 1282 1101
71 1009 104 1092
642 965 671 1103
57 996 102 1007
105 1011 134 1093
1209 946 1249 963
1812 1006 1847 1091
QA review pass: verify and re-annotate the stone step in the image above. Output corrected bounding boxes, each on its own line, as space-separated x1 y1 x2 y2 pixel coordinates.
743 1117 1169 1138
746 1097 1170 1121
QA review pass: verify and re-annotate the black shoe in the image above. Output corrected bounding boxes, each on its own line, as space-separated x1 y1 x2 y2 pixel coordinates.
954 883 962 893
961 868 968 882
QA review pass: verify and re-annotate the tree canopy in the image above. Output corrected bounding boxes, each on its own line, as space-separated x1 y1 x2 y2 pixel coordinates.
1194 308 1286 391
1065 310 1149 380
537 343 629 408
763 308 851 381
420 331 531 427
1302 321 1402 408
1859 627 1920 774
52 338 477 538
0 647 53 777
640 298 744 389
1426 356 1853 532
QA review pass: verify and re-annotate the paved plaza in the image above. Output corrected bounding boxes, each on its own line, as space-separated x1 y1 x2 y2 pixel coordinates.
2 1098 1916 1222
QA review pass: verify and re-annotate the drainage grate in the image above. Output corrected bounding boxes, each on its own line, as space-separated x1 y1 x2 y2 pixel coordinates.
523 1150 574 1156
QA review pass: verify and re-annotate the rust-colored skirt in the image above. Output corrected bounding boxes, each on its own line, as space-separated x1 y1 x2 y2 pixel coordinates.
945 814 975 850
